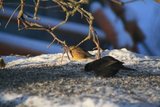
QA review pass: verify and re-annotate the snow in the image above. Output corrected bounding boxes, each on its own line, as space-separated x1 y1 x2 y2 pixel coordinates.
0 49 160 107
0 93 119 107
1 48 152 69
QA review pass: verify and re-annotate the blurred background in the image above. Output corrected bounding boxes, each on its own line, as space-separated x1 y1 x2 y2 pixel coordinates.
0 0 160 56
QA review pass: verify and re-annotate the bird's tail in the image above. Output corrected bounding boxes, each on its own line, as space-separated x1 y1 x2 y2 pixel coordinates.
121 65 136 71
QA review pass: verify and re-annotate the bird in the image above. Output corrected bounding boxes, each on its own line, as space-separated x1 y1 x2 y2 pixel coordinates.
69 46 94 60
0 58 6 68
85 56 135 77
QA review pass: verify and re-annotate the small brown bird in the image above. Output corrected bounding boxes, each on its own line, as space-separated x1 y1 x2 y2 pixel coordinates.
0 58 6 68
69 46 94 60
85 56 135 77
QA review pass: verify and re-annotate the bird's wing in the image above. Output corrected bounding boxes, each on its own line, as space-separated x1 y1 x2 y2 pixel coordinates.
76 48 93 57
102 56 124 64
97 60 118 71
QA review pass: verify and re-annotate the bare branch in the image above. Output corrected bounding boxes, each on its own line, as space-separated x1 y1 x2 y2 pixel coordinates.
2 0 103 60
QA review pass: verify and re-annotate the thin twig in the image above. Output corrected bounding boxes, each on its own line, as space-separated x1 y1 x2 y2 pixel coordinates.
3 0 102 60
47 38 56 48
33 0 40 20
5 4 21 28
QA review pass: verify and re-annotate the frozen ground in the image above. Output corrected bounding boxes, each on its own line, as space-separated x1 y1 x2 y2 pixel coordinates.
0 49 160 107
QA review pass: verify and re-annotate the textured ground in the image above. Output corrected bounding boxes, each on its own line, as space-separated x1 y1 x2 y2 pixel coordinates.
0 49 160 107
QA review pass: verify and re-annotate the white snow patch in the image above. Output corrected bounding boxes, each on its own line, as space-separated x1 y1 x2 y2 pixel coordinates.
0 93 119 107
0 92 158 107
1 49 160 74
